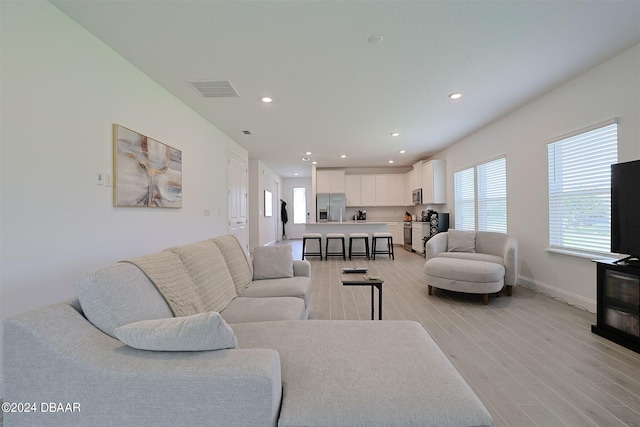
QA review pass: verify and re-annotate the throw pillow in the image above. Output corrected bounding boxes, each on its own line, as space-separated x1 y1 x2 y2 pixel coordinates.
447 229 476 253
252 245 294 280
114 311 238 352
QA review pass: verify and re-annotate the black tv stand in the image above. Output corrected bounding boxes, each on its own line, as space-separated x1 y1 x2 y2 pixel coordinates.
592 261 640 353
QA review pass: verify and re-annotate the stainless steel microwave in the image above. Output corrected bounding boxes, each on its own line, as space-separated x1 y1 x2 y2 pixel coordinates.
412 188 422 205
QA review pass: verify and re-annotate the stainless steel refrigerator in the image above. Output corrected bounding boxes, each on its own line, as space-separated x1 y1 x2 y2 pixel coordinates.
316 193 346 222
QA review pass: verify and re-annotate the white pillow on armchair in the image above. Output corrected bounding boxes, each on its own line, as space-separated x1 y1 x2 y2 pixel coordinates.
447 229 476 253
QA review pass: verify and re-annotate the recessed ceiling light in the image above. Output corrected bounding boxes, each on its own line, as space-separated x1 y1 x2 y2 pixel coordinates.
449 93 462 100
340 154 347 158
302 157 310 162
312 161 317 165
399 150 406 154
391 132 400 137
261 97 273 103
388 160 394 164
305 151 311 155
294 173 298 176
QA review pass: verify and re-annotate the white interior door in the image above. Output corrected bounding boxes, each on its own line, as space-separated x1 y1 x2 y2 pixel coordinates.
228 150 248 251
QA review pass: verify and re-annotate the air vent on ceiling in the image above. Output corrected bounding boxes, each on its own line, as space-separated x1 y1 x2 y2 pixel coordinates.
242 130 252 135
187 80 240 98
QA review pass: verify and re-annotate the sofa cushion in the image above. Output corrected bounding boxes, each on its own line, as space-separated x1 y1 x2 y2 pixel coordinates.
232 320 493 427
438 251 504 266
212 235 253 294
447 229 476 253
425 257 505 283
73 263 173 337
241 276 311 307
114 311 238 352
220 297 306 324
252 245 294 280
168 240 237 313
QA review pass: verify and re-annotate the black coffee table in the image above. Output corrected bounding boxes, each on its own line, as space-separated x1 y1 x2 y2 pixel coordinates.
341 269 383 320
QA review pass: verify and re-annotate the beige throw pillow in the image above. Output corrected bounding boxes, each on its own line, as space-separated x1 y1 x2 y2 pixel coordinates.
252 245 294 280
114 311 238 351
447 230 476 253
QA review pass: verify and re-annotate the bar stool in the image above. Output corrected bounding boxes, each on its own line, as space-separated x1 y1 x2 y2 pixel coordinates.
325 232 346 260
302 233 323 260
349 232 370 260
372 232 395 260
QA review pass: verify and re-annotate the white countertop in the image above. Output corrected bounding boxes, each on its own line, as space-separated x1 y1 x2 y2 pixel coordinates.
306 221 388 225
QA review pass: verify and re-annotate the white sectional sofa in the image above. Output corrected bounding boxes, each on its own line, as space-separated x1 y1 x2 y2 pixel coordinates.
4 234 493 426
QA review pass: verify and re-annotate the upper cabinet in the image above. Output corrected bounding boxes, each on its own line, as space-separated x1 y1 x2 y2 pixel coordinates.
346 174 405 207
389 174 405 206
421 160 446 204
405 170 415 205
345 175 361 206
360 175 376 206
316 170 345 193
375 175 390 206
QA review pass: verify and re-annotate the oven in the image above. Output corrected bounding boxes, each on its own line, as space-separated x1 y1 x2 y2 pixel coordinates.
403 221 413 251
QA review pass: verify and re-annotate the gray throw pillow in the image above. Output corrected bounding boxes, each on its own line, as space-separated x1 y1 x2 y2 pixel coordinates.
114 311 238 351
447 229 476 253
252 245 294 280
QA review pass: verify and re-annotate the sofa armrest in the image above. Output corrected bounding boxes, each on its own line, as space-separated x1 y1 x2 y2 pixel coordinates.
425 232 448 260
293 259 311 277
503 236 518 286
4 302 281 427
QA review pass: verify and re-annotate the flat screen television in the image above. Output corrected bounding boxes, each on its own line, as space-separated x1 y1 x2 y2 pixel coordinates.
611 159 640 263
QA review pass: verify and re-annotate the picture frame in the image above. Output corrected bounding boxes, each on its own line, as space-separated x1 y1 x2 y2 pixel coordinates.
264 190 273 217
113 124 182 208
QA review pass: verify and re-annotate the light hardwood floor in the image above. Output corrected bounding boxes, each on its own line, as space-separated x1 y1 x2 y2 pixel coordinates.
282 239 640 427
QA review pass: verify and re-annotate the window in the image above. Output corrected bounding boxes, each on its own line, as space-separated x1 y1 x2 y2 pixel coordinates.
292 187 307 224
454 157 507 233
454 168 476 231
547 122 618 255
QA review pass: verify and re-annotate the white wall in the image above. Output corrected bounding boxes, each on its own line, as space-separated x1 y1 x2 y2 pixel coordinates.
434 44 640 312
249 159 282 248
0 1 248 397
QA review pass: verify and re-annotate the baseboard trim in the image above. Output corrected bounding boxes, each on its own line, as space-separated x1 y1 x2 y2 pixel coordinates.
518 275 596 314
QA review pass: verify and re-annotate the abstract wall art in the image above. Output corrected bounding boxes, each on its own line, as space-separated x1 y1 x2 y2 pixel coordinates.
113 124 182 208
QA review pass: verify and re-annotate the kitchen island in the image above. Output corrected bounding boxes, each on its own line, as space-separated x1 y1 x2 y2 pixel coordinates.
305 222 389 257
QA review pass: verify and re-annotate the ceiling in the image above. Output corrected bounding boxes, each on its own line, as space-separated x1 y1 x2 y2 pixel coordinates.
50 0 640 178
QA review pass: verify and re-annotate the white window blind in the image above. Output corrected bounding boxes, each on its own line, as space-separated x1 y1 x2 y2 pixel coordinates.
547 122 618 254
454 157 507 233
454 167 476 231
477 157 507 233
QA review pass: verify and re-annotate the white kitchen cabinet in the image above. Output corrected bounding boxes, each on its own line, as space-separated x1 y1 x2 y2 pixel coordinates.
317 170 345 193
360 175 376 206
375 175 390 206
421 160 446 204
405 170 415 206
412 222 428 253
347 173 409 207
389 174 405 206
345 175 361 206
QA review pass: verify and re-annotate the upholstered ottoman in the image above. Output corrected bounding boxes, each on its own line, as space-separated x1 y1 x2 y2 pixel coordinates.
424 257 505 304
